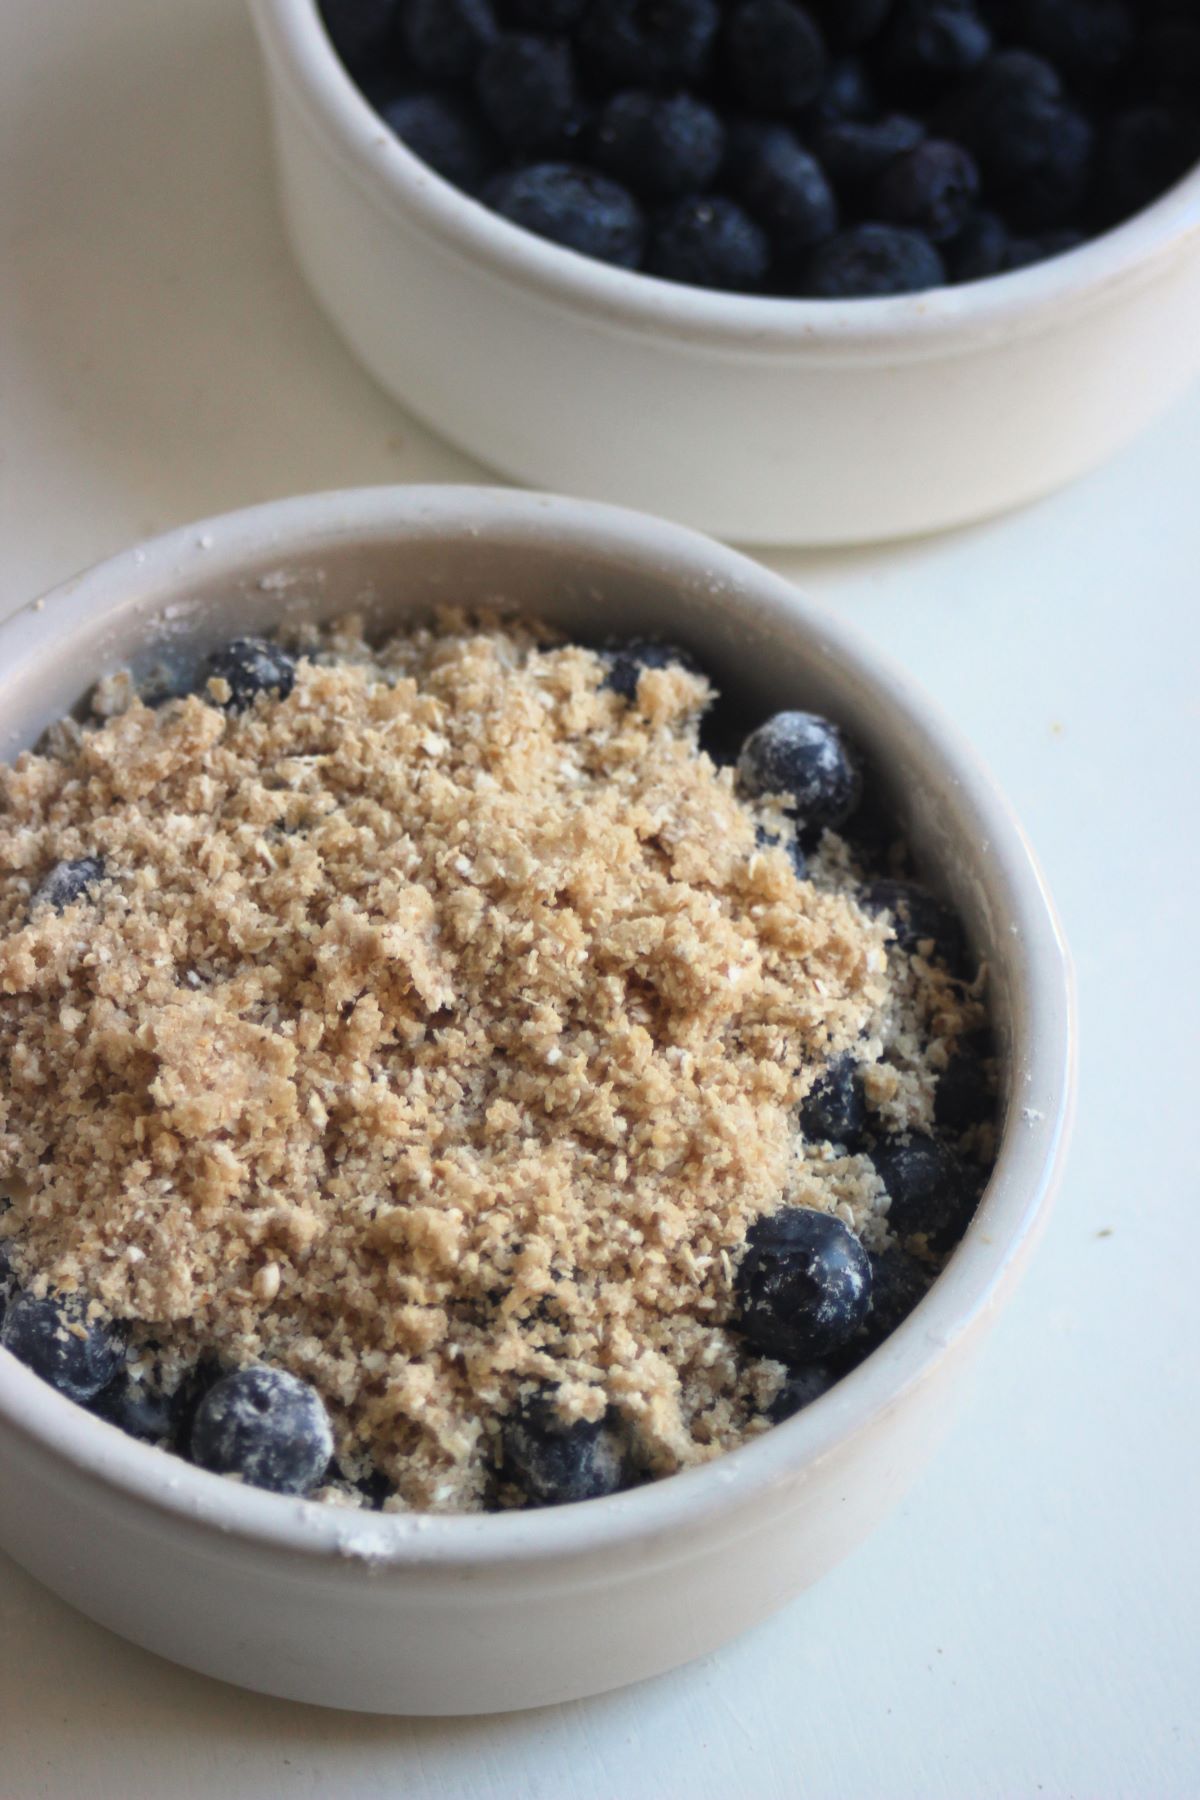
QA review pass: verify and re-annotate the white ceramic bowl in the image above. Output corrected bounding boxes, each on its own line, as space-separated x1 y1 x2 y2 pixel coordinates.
0 487 1073 1714
248 0 1200 546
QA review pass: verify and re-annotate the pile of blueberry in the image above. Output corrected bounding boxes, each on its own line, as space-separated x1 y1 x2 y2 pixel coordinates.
0 635 994 1509
0 1278 336 1498
318 0 1200 296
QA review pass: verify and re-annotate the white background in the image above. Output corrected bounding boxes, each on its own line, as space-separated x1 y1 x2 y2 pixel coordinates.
1 3 1197 1796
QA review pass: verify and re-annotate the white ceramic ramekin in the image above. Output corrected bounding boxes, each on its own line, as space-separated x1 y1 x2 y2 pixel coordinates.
0 488 1073 1713
248 0 1200 546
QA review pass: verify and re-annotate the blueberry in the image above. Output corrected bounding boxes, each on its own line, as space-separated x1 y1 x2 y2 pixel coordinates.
205 638 297 709
355 1466 396 1509
944 208 1010 281
383 93 499 190
1097 108 1200 227
858 1244 932 1349
726 124 838 264
876 0 991 101
0 1240 13 1330
1 1290 124 1404
755 822 808 880
945 51 1063 191
811 114 925 194
190 1366 334 1496
1004 227 1084 270
508 0 587 21
726 1 828 114
484 163 646 266
735 1207 872 1363
91 1370 185 1444
603 637 703 699
872 138 979 242
577 0 720 90
934 1047 994 1132
137 664 191 708
319 0 400 70
872 1132 970 1246
475 33 577 150
1003 106 1094 232
1130 23 1200 108
808 55 877 123
859 877 965 965
501 1389 624 1505
593 90 726 201
30 856 106 914
648 196 771 291
811 0 894 51
399 0 498 78
736 711 862 831
800 1053 867 1147
1010 0 1134 97
767 1362 837 1421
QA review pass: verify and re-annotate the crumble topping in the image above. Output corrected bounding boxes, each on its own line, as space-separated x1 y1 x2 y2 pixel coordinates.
0 613 984 1510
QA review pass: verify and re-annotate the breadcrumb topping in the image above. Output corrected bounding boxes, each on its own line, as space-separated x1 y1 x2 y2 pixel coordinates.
0 614 984 1510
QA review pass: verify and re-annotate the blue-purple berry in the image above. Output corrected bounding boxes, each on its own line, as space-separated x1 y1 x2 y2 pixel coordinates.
735 1207 872 1363
873 137 980 241
800 1053 867 1147
205 638 296 709
858 1244 932 1349
727 124 839 263
603 638 704 699
809 54 877 122
0 1241 12 1332
484 163 646 266
593 90 725 201
1130 21 1200 108
756 823 808 880
648 195 770 291
812 0 895 51
1004 227 1085 269
726 0 828 113
1097 106 1200 225
31 857 107 915
578 0 720 89
383 92 499 190
877 0 992 100
860 877 965 965
91 1369 186 1445
475 33 577 151
737 711 862 831
399 0 498 78
1 1290 124 1404
508 0 587 23
944 208 1010 280
811 114 925 194
1003 105 1094 230
1010 0 1135 96
767 1362 838 1420
873 1132 970 1247
934 1047 994 1132
318 0 399 70
191 1366 334 1496
502 1389 624 1505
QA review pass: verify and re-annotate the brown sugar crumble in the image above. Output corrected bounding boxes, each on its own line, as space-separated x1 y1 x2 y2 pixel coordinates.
0 613 990 1512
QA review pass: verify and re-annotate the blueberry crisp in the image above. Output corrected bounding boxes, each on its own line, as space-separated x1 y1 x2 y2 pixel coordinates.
319 0 1200 296
0 617 996 1510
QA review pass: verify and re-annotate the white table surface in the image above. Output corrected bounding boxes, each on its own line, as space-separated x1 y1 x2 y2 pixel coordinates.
2 3 1198 1795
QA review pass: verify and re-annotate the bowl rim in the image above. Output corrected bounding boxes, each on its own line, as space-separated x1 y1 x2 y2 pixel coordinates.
251 0 1200 351
0 485 1075 1572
